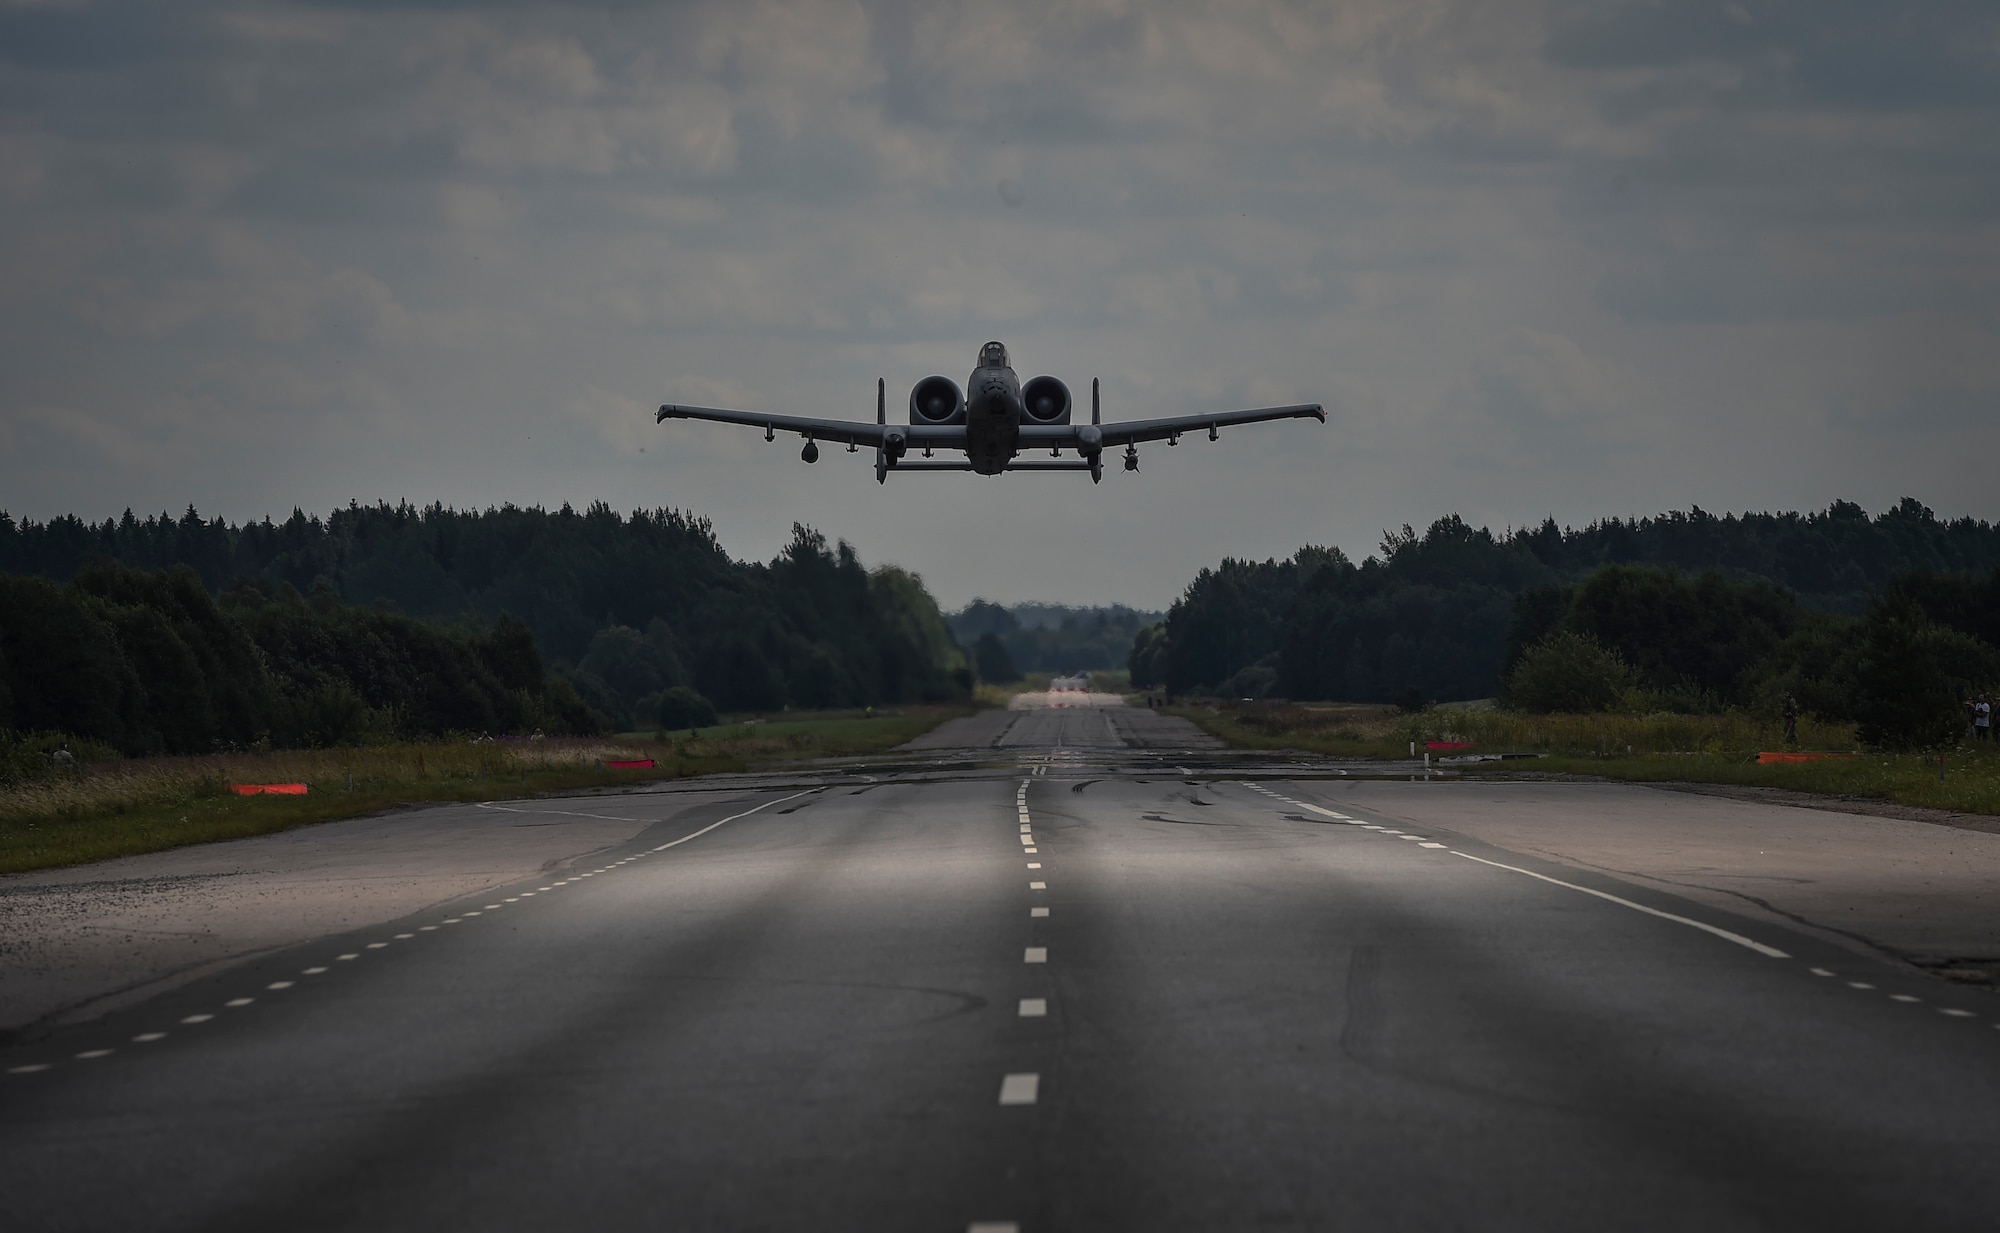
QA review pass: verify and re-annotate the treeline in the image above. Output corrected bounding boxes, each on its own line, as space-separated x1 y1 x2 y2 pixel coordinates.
947 601 1160 682
1132 499 2000 746
0 502 972 746
0 561 598 756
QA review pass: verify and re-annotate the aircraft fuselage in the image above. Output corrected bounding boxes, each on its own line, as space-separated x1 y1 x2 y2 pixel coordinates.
965 355 1022 476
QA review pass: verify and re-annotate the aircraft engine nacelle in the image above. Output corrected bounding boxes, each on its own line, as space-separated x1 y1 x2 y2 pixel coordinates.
909 375 966 425
1021 375 1072 425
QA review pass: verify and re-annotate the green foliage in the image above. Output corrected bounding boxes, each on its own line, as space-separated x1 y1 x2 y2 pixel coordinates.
972 631 1021 683
655 685 717 730
948 600 1161 675
1131 499 2000 705
1502 632 1638 714
1852 595 2000 749
1128 622 1166 690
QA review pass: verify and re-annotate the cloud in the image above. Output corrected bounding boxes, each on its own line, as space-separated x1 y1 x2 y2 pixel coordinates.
0 0 1995 607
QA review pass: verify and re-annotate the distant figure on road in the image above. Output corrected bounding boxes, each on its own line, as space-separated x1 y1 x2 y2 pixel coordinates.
1781 693 1799 745
1977 695 1992 741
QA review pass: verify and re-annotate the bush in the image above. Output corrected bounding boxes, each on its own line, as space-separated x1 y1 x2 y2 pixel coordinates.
1503 632 1636 713
657 685 717 730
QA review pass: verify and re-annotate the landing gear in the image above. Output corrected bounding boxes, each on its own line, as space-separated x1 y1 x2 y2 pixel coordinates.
1123 444 1139 473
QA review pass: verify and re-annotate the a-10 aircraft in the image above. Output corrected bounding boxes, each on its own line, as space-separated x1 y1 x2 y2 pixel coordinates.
656 341 1324 483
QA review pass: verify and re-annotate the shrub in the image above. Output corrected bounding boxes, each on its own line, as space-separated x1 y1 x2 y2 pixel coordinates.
657 685 718 730
1503 632 1636 713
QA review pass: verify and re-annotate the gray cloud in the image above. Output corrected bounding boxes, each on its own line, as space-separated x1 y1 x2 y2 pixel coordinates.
0 0 1996 608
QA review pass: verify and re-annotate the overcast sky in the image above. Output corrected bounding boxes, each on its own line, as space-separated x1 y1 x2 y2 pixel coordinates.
1 1 1995 610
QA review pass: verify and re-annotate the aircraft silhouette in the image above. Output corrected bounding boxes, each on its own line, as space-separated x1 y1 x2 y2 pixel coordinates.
656 341 1325 484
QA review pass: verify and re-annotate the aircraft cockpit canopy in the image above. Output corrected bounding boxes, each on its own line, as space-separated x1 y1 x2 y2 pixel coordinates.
979 341 1009 369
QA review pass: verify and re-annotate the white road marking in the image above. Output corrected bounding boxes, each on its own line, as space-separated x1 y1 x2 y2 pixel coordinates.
1298 802 1351 820
1030 881 1046 889
303 966 328 975
75 1049 113 1059
1024 848 1037 854
7 1064 51 1074
1020 834 1034 844
131 1033 166 1043
464 910 483 916
337 953 360 960
267 981 294 990
485 904 503 909
504 898 519 903
1020 824 1033 833
1019 998 1047 1017
1024 947 1047 963
366 942 388 949
648 787 821 853
1452 851 1790 959
537 886 553 891
181 1014 214 1024
1849 982 1876 990
395 933 414 939
1941 1008 1977 1017
519 893 534 897
1419 842 1448 849
226 998 254 1007
968 1221 1020 1232
1031 907 1050 918
1027 862 1041 869
1398 835 1425 841
1891 994 1922 1003
998 1073 1040 1105
1809 967 1834 976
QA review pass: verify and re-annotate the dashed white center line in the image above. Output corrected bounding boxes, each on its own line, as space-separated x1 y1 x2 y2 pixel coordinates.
520 892 534 897
1019 834 1034 844
998 1073 1040 1105
1026 862 1041 869
336 953 360 961
7 1064 51 1074
1029 881 1046 890
1849 982 1876 990
1942 1008 1977 1018
1419 842 1448 849
366 942 388 949
180 1014 213 1025
131 1033 165 1043
419 925 438 931
1031 907 1049 918
1024 947 1047 964
303 966 328 975
266 981 294 991
225 998 254 1007
1810 967 1834 976
395 933 414 939
75 1049 113 1060
485 904 503 909
1891 994 1922 1003
504 898 519 903
1024 847 1037 853
1018 998 1047 1017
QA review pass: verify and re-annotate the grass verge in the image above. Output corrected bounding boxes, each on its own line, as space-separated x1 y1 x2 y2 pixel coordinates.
0 705 971 875
1169 699 2000 817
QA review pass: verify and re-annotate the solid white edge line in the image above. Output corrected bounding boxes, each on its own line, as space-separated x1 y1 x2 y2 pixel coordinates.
1451 851 1790 959
649 787 822 853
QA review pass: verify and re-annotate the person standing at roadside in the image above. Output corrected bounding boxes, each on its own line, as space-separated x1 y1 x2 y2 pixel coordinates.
1977 694 1992 742
1782 692 1799 745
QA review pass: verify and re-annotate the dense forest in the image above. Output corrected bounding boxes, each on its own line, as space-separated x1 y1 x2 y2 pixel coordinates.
0 503 971 746
1131 500 2000 747
946 601 1161 682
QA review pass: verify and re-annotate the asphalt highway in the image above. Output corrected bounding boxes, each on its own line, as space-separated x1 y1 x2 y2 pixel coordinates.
5 729 2000 1230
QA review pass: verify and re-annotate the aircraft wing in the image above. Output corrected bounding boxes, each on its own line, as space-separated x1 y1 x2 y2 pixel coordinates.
1014 403 1324 451
656 403 966 449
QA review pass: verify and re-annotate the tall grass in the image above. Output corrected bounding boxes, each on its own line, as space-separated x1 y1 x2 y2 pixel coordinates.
0 705 969 874
1172 699 2000 816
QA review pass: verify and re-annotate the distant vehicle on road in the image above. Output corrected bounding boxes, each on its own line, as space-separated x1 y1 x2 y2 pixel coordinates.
657 341 1324 483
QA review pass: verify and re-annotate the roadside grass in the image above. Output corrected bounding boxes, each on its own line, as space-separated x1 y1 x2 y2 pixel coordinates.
1170 699 2000 816
0 705 970 875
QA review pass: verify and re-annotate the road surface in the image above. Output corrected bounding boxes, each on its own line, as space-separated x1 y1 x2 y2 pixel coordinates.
4 707 1999 1231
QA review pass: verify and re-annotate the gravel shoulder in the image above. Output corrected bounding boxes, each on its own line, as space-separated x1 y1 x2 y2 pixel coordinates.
0 788 742 1037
